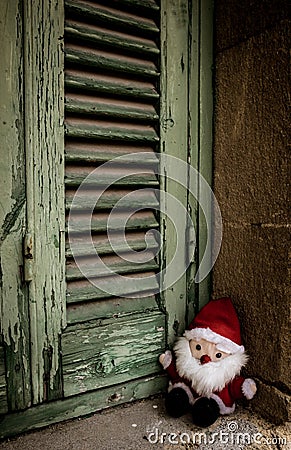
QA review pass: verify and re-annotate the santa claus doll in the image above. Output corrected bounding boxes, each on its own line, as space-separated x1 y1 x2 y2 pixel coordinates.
159 297 257 427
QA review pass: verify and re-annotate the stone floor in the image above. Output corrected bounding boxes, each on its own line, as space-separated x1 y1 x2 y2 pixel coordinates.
0 396 290 450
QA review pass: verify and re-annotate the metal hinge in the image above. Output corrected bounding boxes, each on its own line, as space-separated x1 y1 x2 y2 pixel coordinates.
23 232 33 282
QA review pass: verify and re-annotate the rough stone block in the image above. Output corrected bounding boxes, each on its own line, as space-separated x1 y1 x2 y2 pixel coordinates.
214 21 289 225
253 380 291 425
213 224 290 388
215 0 289 52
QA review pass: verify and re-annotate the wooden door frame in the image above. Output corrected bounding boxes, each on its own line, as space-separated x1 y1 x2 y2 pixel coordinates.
160 0 214 343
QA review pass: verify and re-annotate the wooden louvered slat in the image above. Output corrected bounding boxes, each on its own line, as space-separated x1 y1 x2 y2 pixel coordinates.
66 188 159 211
67 210 159 233
66 272 159 304
65 122 158 143
65 0 159 36
65 48 159 78
66 295 159 325
65 144 159 164
65 164 159 187
100 0 160 13
65 72 159 100
66 97 159 122
66 251 158 281
65 231 159 258
65 22 159 56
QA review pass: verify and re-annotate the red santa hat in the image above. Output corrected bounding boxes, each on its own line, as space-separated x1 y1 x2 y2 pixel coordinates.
184 297 245 354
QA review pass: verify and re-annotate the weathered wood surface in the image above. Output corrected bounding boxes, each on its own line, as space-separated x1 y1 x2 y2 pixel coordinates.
0 374 167 440
65 230 159 257
65 164 159 187
64 0 162 327
65 23 159 57
113 0 160 11
114 0 159 11
65 73 159 100
159 0 213 331
66 97 159 122
23 0 65 404
159 0 189 343
67 210 159 233
65 48 159 78
62 312 165 396
185 0 200 322
66 251 158 281
66 271 159 303
66 294 159 324
0 0 214 436
65 122 159 142
65 143 159 163
0 346 8 414
196 0 214 309
0 0 31 411
65 0 159 35
66 188 159 211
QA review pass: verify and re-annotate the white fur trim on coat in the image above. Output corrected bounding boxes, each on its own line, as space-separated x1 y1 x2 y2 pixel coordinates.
184 327 245 354
168 382 196 405
210 393 236 415
242 378 257 400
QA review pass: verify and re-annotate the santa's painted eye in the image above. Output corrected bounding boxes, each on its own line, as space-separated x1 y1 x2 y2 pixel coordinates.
216 352 222 359
196 344 201 351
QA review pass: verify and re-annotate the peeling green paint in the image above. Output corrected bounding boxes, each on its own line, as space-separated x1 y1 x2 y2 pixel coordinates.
0 0 213 432
0 0 31 412
0 193 25 244
23 0 65 404
0 374 167 440
65 0 159 35
62 313 165 397
53 235 59 249
160 0 190 344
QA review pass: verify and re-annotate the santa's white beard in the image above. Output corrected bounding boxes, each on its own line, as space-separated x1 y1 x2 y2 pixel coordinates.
174 337 248 397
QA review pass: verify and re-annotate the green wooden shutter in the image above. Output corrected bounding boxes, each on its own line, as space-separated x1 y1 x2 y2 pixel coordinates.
0 0 215 437
62 0 165 397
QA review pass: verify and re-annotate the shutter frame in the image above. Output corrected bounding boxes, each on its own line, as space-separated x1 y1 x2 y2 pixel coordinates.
23 0 66 404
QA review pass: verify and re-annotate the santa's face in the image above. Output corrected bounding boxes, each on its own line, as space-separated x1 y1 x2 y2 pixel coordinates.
189 338 229 364
174 337 247 396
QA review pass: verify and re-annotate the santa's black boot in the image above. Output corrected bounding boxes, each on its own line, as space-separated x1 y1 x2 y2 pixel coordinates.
192 397 220 427
165 388 190 418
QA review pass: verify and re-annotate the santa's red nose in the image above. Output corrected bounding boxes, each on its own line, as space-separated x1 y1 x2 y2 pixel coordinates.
200 354 211 365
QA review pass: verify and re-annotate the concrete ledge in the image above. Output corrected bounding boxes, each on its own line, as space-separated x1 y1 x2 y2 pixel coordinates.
0 396 289 450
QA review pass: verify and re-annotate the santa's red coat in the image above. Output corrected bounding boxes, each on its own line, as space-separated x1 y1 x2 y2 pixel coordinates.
164 354 250 415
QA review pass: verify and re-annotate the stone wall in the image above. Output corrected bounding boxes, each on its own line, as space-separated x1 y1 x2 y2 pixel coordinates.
213 0 290 424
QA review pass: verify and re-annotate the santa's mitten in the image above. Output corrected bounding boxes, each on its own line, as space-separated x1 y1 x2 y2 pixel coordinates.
192 397 220 428
159 350 172 369
242 378 257 400
165 387 191 418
